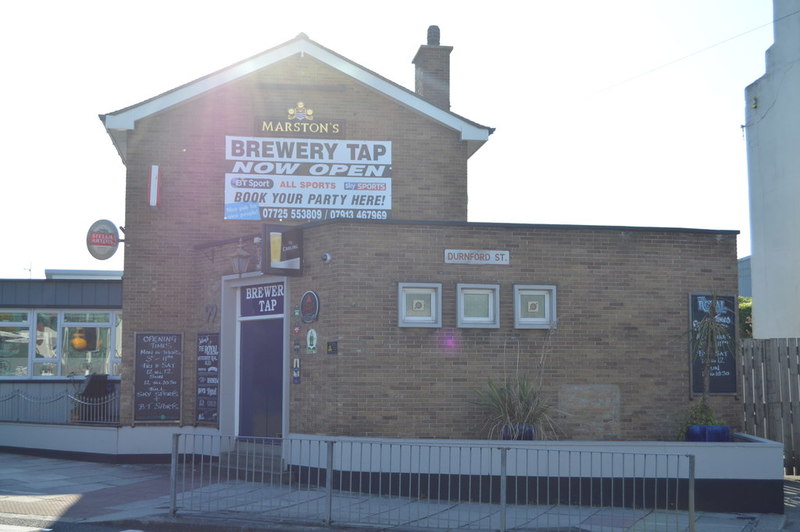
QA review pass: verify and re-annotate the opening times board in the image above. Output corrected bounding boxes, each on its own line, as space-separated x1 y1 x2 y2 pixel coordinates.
134 333 182 422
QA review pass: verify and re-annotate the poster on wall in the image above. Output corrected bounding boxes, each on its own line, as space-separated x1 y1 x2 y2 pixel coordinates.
689 294 737 395
196 333 220 425
134 333 182 422
224 135 392 222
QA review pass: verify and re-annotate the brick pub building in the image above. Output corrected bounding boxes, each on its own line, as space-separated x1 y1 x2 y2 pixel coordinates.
99 28 739 445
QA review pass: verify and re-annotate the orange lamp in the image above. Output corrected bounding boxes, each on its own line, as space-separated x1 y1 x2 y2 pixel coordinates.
71 331 88 351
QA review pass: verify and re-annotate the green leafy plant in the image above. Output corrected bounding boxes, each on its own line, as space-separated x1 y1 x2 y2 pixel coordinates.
473 375 557 440
739 296 752 339
473 332 561 440
677 400 724 440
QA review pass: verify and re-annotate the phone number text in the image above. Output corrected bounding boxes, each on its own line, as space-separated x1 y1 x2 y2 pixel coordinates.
261 208 388 221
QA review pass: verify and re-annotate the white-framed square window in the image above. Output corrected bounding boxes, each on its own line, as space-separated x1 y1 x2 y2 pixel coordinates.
398 283 442 328
457 284 500 328
514 285 557 329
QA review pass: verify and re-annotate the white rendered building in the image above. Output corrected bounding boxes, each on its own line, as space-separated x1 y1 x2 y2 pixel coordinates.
745 0 800 338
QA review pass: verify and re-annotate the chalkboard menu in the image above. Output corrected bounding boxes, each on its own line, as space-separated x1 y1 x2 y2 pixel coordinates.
196 333 220 424
134 333 182 421
690 294 737 395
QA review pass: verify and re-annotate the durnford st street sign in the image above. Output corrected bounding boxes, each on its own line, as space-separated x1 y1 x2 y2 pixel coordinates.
444 249 509 265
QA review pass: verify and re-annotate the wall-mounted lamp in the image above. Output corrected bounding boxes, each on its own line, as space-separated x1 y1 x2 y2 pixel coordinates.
231 239 251 275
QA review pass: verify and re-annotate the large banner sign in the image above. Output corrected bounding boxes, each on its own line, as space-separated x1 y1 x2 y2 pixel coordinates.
224 136 392 222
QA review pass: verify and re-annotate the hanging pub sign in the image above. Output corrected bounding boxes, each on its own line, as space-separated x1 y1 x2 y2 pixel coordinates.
241 282 285 317
262 224 303 276
86 219 120 260
689 294 737 395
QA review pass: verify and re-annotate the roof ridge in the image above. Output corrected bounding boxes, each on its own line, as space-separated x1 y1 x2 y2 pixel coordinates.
100 34 492 165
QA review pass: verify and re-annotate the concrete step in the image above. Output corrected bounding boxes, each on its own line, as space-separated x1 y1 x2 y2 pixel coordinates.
217 439 290 484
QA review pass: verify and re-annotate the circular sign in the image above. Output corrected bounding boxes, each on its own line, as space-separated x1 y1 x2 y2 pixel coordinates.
86 219 120 260
300 291 320 323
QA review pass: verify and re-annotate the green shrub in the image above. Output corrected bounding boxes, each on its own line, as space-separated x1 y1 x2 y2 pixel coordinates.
739 296 752 338
677 400 724 440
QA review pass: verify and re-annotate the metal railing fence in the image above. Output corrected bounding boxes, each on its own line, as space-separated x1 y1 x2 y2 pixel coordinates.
0 389 119 425
171 434 696 531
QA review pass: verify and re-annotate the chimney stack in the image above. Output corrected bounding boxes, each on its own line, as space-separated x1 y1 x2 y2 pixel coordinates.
413 25 453 110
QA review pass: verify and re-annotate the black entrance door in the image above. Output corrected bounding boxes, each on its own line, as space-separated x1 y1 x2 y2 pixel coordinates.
238 318 283 437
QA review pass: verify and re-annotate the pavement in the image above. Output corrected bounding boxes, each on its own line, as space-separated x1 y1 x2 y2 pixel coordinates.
0 450 794 532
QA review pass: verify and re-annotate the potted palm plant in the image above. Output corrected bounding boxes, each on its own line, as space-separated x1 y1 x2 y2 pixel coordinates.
683 294 733 441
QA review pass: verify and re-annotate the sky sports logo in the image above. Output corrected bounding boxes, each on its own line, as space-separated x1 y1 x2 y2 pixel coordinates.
344 182 386 191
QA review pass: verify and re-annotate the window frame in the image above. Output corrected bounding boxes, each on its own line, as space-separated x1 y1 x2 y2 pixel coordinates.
514 285 557 329
0 309 122 379
398 283 442 328
32 311 60 377
0 311 32 378
457 283 500 328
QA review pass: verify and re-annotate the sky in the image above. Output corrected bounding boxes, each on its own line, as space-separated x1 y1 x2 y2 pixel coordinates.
0 1 776 279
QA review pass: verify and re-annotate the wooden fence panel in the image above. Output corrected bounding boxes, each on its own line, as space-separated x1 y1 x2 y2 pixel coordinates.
753 339 767 437
739 338 800 474
787 339 800 474
741 340 757 435
764 339 783 443
778 340 794 465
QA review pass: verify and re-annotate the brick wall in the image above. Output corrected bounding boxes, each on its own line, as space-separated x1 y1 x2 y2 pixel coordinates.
287 221 739 441
117 48 739 441
118 54 469 425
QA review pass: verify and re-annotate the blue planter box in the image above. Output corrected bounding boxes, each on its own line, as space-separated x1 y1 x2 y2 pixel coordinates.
686 424 731 442
502 423 535 440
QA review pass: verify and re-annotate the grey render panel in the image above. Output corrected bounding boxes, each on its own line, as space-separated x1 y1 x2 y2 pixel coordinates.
0 280 122 309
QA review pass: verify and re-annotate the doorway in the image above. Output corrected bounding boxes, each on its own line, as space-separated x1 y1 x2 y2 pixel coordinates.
238 317 283 437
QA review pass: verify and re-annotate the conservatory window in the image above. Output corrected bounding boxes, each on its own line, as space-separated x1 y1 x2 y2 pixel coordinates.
0 310 122 379
33 312 59 376
0 312 30 377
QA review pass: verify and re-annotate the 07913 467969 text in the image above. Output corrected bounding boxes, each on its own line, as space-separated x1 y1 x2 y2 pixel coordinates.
260 208 388 221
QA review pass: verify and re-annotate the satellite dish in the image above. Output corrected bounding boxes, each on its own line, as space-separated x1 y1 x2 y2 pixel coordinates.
86 219 120 260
